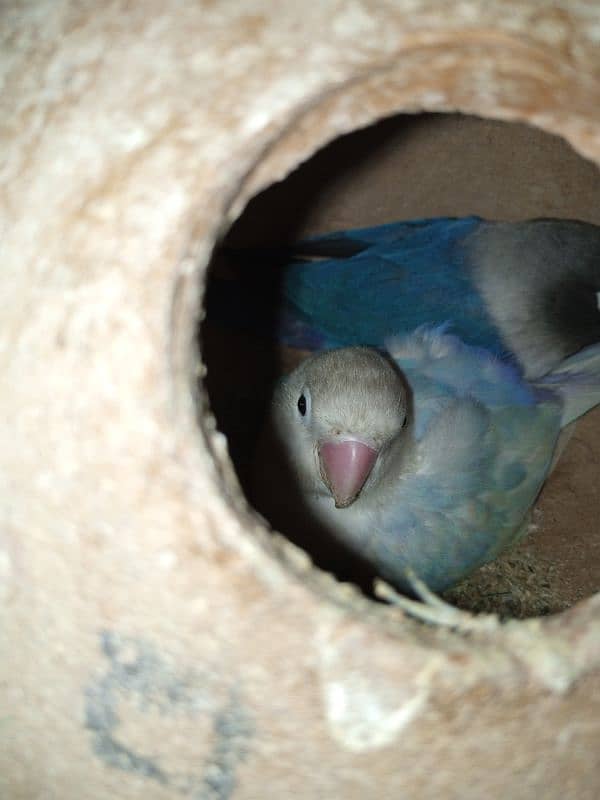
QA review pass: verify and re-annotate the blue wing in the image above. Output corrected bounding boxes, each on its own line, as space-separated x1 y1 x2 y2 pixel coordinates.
207 216 512 357
282 217 509 352
208 216 600 379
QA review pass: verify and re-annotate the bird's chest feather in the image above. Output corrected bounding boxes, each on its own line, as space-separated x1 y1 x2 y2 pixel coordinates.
305 398 561 592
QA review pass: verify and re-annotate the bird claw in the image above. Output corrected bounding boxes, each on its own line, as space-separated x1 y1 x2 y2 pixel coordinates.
374 569 500 633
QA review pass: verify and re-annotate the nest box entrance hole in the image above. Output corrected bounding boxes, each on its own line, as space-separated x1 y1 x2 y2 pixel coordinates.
200 111 600 618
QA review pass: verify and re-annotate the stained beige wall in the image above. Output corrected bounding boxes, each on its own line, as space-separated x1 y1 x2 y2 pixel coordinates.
2 3 600 799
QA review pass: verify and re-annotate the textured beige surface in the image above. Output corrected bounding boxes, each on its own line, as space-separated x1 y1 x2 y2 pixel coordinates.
2 2 600 798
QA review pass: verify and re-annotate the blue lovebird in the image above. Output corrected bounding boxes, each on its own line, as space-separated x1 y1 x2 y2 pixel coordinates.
208 216 600 378
253 329 600 593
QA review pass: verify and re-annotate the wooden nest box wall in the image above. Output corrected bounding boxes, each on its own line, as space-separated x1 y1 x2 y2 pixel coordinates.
2 2 600 798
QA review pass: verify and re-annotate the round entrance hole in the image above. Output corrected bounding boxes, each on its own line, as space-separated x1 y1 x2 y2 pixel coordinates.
201 112 600 619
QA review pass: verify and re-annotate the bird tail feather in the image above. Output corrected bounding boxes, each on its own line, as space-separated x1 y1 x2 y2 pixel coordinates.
535 341 600 426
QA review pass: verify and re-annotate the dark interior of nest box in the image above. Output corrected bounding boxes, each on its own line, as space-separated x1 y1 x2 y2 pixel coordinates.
201 112 600 619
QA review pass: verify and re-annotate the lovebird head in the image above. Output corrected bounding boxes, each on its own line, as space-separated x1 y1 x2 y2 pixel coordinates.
265 347 410 508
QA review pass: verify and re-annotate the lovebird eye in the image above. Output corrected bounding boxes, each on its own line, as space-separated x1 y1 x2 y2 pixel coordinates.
297 394 307 416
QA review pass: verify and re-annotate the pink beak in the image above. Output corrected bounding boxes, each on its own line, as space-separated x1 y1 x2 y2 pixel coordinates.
318 438 379 508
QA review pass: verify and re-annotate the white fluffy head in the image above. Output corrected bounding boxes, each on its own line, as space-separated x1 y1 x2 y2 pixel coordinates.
267 347 409 497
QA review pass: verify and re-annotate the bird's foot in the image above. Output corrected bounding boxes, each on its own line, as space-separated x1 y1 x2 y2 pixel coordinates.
375 568 500 633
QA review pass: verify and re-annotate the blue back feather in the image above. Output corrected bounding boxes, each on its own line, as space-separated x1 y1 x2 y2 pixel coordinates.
208 216 515 358
281 216 509 353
